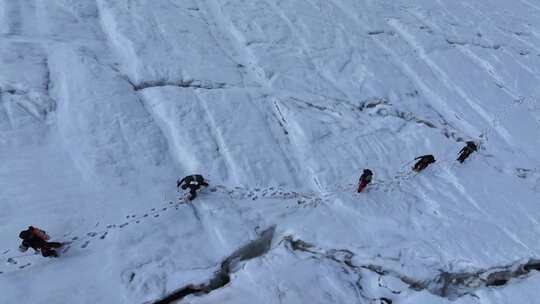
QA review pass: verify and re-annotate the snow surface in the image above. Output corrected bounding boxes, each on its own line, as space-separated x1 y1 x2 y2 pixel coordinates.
1 0 540 303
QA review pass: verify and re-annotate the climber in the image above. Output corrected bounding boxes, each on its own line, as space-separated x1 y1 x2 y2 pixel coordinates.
412 155 436 172
357 169 374 193
18 226 63 258
177 174 209 201
457 141 478 163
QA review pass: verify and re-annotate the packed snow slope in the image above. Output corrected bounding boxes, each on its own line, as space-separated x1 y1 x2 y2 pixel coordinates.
1 0 540 303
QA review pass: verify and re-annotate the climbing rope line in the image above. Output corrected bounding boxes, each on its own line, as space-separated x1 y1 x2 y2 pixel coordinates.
2 97 537 275
0 127 512 273
0 144 520 275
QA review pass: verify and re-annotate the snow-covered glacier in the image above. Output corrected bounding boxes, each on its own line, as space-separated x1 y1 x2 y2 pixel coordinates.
1 0 539 303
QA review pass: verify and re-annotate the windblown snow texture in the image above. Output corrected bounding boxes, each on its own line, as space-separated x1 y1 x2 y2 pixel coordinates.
1 0 540 303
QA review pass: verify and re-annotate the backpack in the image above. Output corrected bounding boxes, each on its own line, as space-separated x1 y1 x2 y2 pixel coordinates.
31 227 49 240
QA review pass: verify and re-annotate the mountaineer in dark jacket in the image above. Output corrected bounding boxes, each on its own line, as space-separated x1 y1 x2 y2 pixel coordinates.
18 226 62 257
412 155 436 172
357 169 374 193
457 141 478 163
177 174 209 201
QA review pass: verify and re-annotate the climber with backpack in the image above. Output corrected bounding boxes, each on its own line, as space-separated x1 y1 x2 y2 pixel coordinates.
357 169 374 193
457 141 478 163
177 174 209 201
18 226 63 257
412 155 436 172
